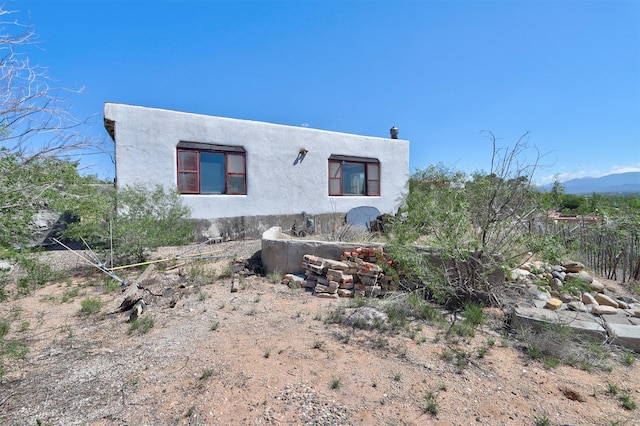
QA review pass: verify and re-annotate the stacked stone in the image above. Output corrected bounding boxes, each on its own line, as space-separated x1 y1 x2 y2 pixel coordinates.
281 246 396 298
340 246 396 295
298 255 352 299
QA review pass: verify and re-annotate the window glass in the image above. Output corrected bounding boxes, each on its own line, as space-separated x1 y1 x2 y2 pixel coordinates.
329 179 341 195
329 161 341 178
200 152 225 194
368 180 379 196
342 162 365 195
228 174 245 194
178 173 198 193
178 151 198 171
227 154 244 173
367 163 379 180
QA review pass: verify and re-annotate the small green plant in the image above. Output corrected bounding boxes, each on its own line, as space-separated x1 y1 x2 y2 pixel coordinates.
210 321 220 331
534 415 551 426
477 347 488 359
374 337 388 349
422 391 438 416
543 357 560 368
313 339 324 349
266 270 283 284
127 315 155 335
4 340 28 359
61 288 80 303
606 383 620 396
440 348 454 362
450 321 476 339
622 350 635 366
80 297 103 316
454 350 470 374
438 382 447 391
196 287 208 301
19 321 29 332
219 264 234 279
199 368 214 380
103 280 120 293
393 372 402 382
563 276 591 296
263 348 271 358
330 376 341 389
0 319 10 338
462 303 485 327
313 313 323 321
185 406 196 417
620 393 636 410
324 306 345 324
60 324 73 338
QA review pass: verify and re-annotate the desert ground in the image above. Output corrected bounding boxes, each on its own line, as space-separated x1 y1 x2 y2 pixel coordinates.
0 239 638 425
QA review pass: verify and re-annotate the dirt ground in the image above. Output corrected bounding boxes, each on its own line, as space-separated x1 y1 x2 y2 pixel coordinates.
0 240 638 425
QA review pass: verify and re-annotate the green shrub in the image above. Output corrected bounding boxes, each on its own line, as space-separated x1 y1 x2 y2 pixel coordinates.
462 303 485 327
16 255 60 295
127 315 155 335
64 184 194 264
80 297 103 316
422 391 438 416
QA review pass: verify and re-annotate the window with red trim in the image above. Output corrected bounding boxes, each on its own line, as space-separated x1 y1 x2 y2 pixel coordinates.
328 156 380 196
177 147 246 195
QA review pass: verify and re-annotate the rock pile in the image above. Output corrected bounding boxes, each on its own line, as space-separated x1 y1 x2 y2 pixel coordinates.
509 260 640 317
282 246 396 298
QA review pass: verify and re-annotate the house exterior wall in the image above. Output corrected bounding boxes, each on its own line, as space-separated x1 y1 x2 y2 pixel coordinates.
104 103 409 239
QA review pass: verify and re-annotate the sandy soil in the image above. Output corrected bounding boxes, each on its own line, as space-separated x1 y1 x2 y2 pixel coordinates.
0 240 638 426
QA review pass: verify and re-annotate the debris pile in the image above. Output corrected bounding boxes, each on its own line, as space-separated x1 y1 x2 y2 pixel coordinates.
282 246 397 298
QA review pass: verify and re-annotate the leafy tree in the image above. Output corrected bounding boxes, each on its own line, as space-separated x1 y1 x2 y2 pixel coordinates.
64 184 195 264
0 6 104 247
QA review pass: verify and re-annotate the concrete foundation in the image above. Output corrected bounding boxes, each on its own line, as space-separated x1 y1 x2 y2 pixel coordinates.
194 212 347 241
261 226 383 274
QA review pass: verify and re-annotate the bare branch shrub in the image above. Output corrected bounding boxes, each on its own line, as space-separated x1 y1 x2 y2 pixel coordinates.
0 5 104 246
388 133 549 306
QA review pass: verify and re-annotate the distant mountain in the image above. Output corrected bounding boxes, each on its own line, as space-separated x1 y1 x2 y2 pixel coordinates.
539 172 640 194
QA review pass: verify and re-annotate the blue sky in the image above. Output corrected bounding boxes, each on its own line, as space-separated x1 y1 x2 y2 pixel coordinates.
16 0 640 184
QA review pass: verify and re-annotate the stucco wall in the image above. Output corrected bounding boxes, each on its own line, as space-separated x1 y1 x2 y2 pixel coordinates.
105 103 409 226
261 226 382 274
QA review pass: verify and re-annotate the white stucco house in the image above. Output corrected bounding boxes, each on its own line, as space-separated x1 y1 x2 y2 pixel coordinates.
104 103 409 239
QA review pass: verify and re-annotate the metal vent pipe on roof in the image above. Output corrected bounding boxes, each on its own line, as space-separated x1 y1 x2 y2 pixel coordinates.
390 127 399 139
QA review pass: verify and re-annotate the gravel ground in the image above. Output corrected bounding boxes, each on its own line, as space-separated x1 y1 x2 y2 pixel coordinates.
0 240 639 425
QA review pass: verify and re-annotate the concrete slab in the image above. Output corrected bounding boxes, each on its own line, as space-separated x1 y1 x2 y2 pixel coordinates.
605 323 640 351
511 307 607 339
600 312 640 351
601 311 640 326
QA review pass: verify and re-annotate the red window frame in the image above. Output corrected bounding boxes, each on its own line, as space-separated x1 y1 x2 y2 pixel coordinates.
328 158 380 196
177 148 246 195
